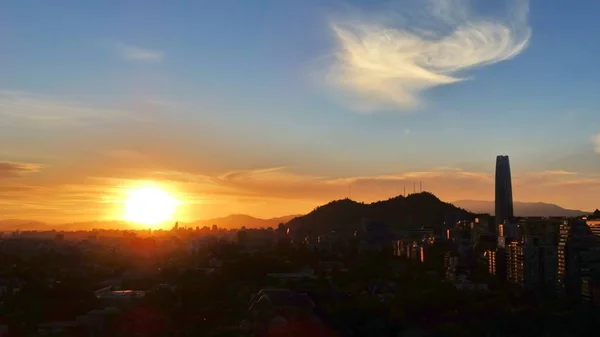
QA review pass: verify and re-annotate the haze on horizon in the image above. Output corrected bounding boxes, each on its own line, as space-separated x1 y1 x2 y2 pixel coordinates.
1 0 599 224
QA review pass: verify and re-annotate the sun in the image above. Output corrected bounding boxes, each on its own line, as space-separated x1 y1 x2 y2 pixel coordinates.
123 186 180 226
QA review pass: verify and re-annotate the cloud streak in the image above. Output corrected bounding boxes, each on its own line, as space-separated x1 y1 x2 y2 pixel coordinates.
0 90 130 128
0 90 163 130
326 0 531 110
0 161 43 178
116 42 164 62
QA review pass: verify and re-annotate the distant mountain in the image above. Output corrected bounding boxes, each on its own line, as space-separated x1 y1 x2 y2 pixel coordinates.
60 221 139 231
0 220 139 231
0 215 300 231
189 214 299 229
452 200 589 217
285 192 474 234
0 219 49 231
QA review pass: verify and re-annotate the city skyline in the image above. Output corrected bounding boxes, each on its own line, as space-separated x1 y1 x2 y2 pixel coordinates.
1 0 599 222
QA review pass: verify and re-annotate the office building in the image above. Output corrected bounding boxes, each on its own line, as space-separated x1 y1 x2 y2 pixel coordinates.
518 218 561 245
587 217 600 241
495 155 514 228
486 250 497 275
557 219 600 300
486 247 508 280
503 218 562 295
519 218 560 294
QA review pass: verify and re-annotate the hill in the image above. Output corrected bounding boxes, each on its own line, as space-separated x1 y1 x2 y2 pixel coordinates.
453 200 588 217
285 192 474 235
189 214 299 229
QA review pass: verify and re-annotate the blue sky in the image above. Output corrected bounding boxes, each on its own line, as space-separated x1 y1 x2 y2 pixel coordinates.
1 0 599 221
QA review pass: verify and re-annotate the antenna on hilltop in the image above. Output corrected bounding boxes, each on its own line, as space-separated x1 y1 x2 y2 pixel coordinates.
403 185 406 197
413 181 416 194
420 181 422 193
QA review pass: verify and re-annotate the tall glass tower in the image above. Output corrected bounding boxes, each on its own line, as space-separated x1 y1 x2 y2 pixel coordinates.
495 155 514 228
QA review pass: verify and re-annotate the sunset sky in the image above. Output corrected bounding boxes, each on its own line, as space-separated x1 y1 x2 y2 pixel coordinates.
1 0 599 223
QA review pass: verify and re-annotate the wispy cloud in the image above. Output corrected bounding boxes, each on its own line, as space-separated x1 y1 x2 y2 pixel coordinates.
325 0 531 110
540 170 577 176
592 132 600 154
218 167 294 184
115 42 164 62
0 90 129 128
0 161 43 178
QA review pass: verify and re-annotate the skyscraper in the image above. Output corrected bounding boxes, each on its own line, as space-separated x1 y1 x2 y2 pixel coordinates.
495 155 514 228
556 219 600 300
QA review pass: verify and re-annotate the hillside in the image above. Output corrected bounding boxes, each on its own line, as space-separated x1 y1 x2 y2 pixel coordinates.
189 214 299 229
285 192 474 234
453 200 588 217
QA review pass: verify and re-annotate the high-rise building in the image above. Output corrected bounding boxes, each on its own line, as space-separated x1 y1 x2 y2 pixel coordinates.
503 219 561 295
495 155 514 228
507 239 541 288
587 219 600 241
486 250 497 275
556 219 600 300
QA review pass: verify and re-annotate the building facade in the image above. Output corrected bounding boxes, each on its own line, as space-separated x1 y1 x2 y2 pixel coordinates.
556 219 600 300
494 155 514 228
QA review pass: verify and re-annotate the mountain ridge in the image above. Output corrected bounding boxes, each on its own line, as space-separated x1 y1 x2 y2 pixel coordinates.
0 214 300 231
3 197 589 232
285 192 474 235
452 200 589 217
188 214 299 229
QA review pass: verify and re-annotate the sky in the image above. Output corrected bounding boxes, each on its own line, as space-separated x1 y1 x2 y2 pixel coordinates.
1 0 599 223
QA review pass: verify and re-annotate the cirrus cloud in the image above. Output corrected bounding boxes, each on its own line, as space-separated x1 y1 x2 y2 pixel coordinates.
325 0 531 111
115 42 164 62
0 90 133 128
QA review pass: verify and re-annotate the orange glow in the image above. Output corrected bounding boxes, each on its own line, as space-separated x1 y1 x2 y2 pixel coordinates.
123 185 180 226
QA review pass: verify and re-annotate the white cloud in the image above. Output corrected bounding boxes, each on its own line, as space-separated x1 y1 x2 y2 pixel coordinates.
116 42 164 62
326 0 531 110
592 132 600 154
